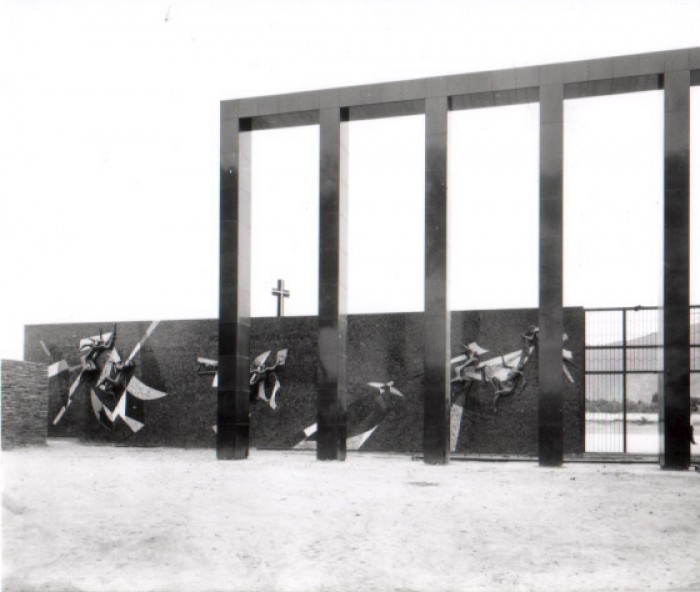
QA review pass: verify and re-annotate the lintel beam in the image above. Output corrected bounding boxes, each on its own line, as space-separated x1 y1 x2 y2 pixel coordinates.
224 48 700 124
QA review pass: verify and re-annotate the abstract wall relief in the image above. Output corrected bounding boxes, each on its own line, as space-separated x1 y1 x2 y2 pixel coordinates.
449 325 576 451
50 321 167 434
291 380 405 450
27 309 584 452
197 349 288 430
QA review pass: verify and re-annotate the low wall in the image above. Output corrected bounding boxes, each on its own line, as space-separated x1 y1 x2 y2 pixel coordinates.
1 359 49 449
24 307 584 453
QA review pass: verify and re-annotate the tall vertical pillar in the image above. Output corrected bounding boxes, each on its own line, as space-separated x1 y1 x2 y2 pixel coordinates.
218 107 252 460
660 68 691 469
317 107 348 460
538 84 564 467
423 96 450 465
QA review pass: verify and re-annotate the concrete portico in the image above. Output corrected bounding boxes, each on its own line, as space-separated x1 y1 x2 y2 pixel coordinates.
220 47 699 466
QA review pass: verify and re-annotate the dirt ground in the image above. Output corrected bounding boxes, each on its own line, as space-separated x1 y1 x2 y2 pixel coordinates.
2 440 700 592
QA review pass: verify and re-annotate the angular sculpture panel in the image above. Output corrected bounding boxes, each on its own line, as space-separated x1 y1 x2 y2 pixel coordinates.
449 325 576 452
26 310 585 453
197 348 288 411
450 326 575 413
292 380 405 451
50 321 167 435
198 348 289 436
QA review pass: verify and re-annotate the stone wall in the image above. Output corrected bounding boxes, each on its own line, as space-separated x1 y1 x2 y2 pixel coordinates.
1 359 49 449
24 307 584 453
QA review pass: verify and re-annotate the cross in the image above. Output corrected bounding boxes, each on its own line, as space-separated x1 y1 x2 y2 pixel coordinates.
271 279 290 317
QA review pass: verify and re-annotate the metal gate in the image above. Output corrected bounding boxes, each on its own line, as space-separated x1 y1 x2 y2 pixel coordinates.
584 306 700 454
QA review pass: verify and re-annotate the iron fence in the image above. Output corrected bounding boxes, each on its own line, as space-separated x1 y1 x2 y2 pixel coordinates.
584 305 700 454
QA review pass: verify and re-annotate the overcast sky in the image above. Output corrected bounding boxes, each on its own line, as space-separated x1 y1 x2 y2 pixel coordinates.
1 0 699 360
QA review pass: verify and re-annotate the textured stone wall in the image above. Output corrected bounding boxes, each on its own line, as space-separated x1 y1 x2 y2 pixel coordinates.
1 359 49 449
24 308 584 453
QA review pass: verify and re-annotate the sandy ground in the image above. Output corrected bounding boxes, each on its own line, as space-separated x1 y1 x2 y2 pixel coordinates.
2 441 700 592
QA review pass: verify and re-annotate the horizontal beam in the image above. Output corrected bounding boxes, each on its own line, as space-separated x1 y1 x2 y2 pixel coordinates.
250 111 319 130
565 73 662 100
586 370 662 374
585 345 661 350
348 99 425 121
222 48 700 129
451 87 539 111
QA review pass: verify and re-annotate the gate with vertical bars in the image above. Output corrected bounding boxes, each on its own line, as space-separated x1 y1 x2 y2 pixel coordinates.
584 305 700 454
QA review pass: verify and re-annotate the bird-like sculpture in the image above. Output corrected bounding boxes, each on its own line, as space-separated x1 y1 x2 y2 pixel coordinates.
448 326 575 413
292 380 405 450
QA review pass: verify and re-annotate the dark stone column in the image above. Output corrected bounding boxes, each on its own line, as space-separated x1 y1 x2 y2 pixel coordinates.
317 107 348 461
659 68 691 469
423 96 450 465
218 107 252 460
538 84 564 467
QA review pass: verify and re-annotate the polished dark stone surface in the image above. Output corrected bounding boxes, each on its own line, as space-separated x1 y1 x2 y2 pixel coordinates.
538 84 564 467
218 114 252 460
660 69 691 469
423 97 450 464
317 108 349 460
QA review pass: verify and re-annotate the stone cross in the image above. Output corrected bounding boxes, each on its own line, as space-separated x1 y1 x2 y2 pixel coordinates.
271 279 290 317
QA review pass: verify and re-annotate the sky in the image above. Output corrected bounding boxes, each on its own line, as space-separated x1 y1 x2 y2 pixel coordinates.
1 0 700 360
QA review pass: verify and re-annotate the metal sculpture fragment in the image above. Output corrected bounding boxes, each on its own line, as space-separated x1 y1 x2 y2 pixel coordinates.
50 328 114 425
449 341 489 406
450 325 575 414
292 380 405 450
250 349 288 410
50 321 167 433
448 326 576 451
197 348 288 410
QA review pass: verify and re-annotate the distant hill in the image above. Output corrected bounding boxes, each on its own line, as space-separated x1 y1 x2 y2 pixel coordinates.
622 374 700 405
591 320 700 405
609 321 700 348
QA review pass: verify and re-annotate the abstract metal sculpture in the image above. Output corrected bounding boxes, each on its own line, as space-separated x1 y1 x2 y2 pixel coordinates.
447 326 576 451
449 342 489 407
197 348 288 410
293 380 405 450
249 349 288 410
51 328 116 424
90 322 167 432
51 322 167 433
450 326 575 414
